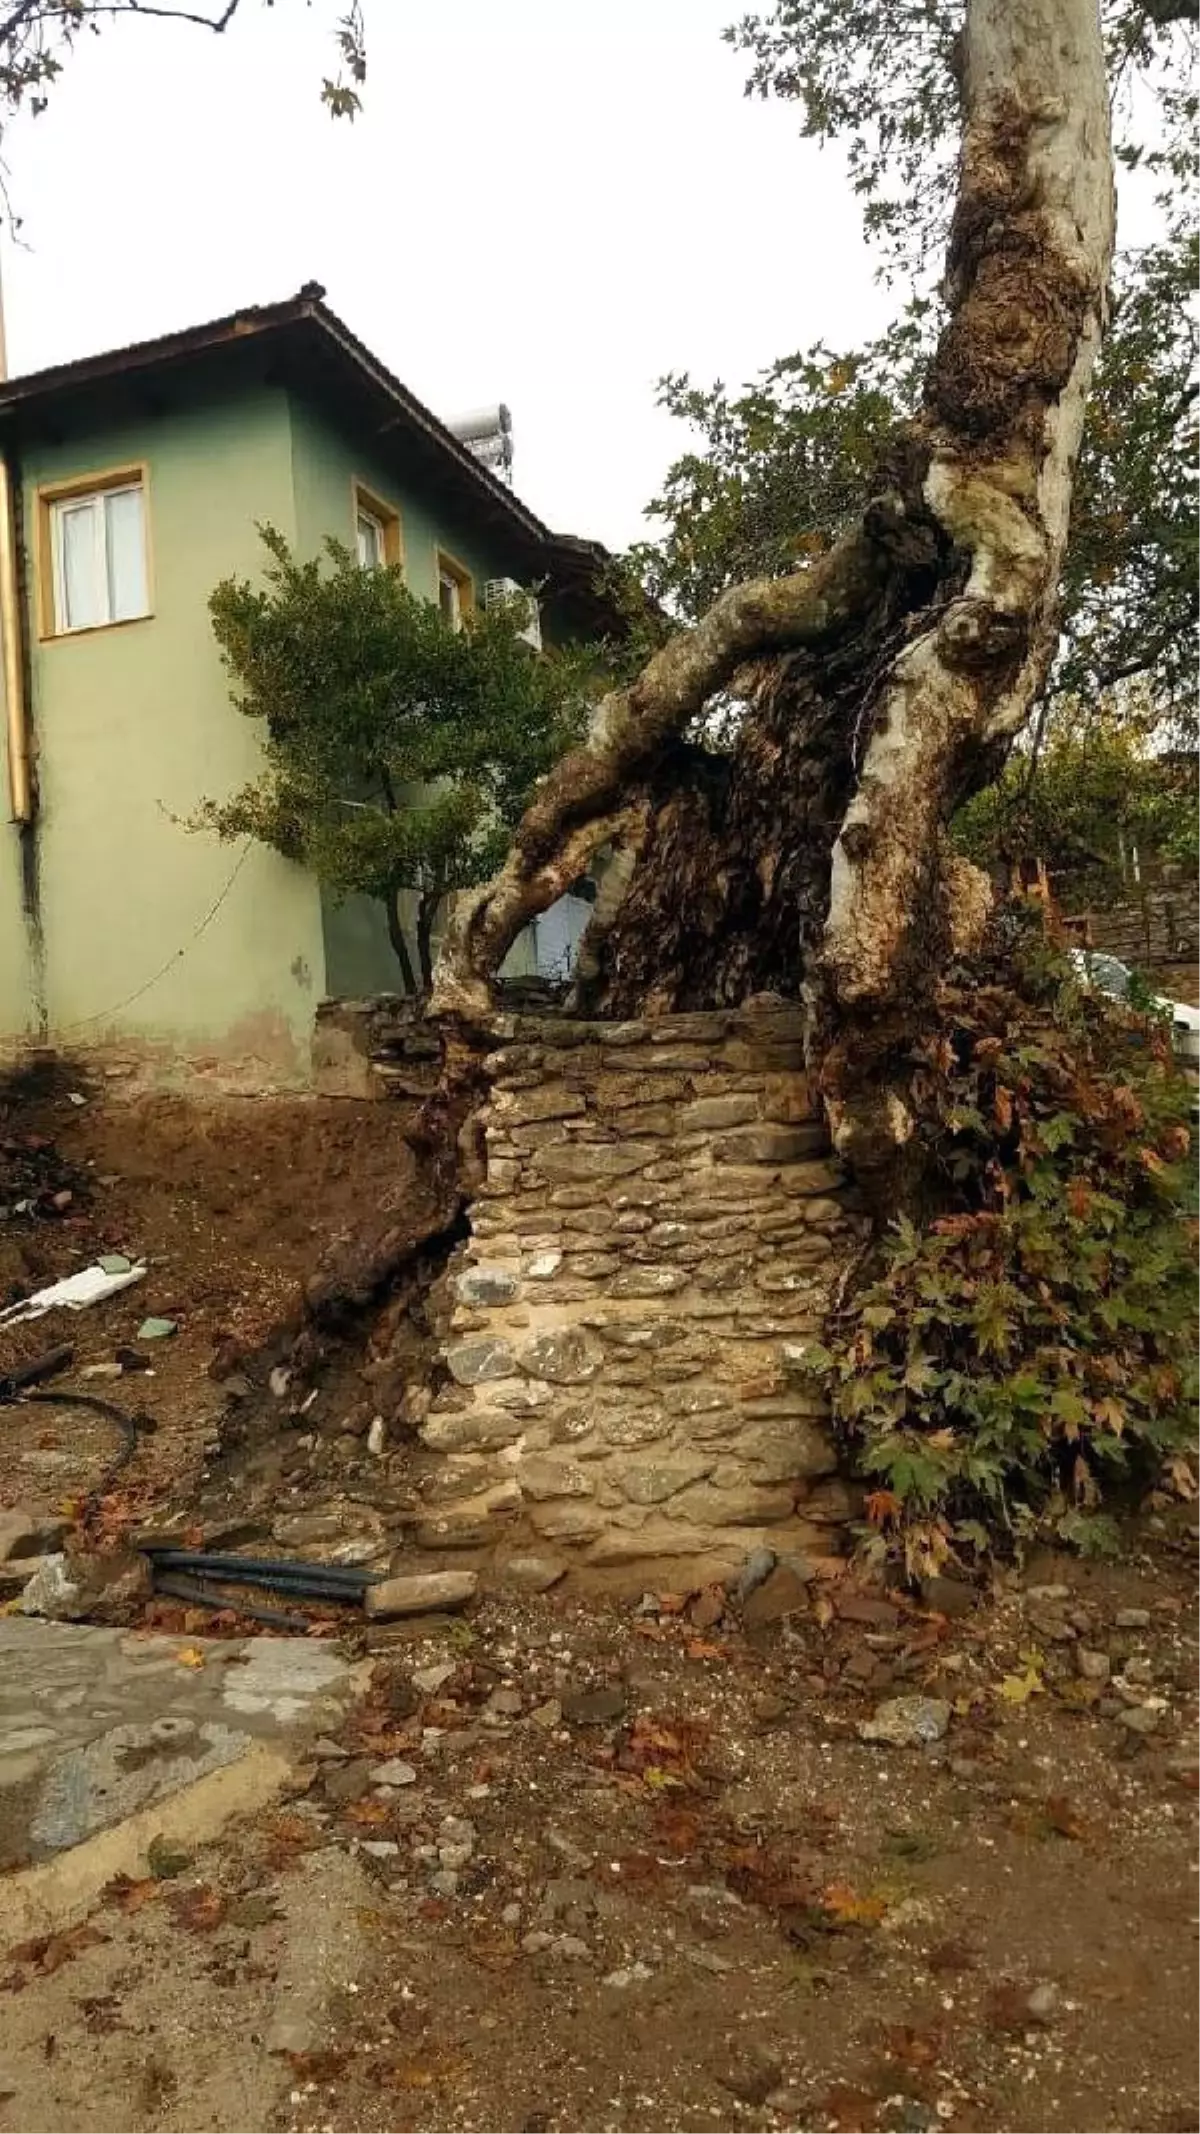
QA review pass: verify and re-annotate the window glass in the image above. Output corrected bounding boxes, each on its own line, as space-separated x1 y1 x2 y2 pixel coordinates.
58 499 104 631
357 510 384 569
104 486 148 621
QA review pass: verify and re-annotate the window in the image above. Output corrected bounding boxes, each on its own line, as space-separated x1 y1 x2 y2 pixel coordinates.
352 482 401 571
436 549 473 632
41 471 150 635
356 507 385 570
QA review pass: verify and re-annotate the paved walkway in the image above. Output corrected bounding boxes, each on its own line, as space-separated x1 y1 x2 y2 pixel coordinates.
0 1620 368 1929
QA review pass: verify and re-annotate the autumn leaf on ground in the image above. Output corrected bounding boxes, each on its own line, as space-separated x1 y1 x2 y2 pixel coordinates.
277 2049 350 2082
822 2080 884 2131
175 1646 206 1670
102 1873 159 1914
684 1638 727 1661
146 1835 192 1880
1044 1794 1088 1841
820 1881 889 1928
166 1884 227 1932
344 1798 393 1827
997 1654 1045 1704
881 2020 942 2069
7 1924 108 1977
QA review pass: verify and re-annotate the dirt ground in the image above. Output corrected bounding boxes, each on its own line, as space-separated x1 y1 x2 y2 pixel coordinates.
1 1547 1196 2134
0 1063 420 1529
0 1073 1197 2134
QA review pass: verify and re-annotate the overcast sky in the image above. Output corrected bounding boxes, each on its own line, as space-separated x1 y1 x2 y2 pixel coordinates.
0 0 893 552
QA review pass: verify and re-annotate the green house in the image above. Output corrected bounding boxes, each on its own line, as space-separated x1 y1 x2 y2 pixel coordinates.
0 287 617 1085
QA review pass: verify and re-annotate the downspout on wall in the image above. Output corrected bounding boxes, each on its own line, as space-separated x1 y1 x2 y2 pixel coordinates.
0 450 32 825
0 260 32 826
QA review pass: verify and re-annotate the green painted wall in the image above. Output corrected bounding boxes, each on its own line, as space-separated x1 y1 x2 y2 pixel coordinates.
0 370 568 1067
16 381 326 1079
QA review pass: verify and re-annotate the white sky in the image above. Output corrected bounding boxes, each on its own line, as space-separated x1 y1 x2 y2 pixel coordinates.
0 0 893 552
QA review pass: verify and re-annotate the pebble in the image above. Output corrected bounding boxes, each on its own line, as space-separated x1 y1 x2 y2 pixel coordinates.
1025 1583 1071 1602
530 1699 563 1730
1122 1656 1154 1684
521 1931 555 1954
858 1695 951 1748
412 1662 457 1696
1076 1648 1111 1682
439 1843 474 1872
501 1902 522 1928
428 1869 460 1897
487 1687 524 1717
370 1759 419 1787
1115 1705 1160 1735
751 1692 788 1725
551 1934 592 1961
718 2047 782 2106
561 1683 626 1725
1115 1607 1151 1629
360 1840 400 1859
602 1962 653 1988
366 1416 386 1456
1026 1982 1059 2022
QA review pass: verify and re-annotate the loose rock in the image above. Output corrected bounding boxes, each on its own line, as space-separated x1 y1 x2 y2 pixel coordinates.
858 1696 951 1749
365 1570 478 1619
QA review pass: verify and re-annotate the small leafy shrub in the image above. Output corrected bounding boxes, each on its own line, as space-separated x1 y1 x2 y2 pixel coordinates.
811 905 1197 1573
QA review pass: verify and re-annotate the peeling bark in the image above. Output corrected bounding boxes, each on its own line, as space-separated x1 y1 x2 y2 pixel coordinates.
433 0 1114 1179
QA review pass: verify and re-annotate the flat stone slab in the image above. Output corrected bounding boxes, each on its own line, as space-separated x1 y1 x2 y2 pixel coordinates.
0 1619 365 1872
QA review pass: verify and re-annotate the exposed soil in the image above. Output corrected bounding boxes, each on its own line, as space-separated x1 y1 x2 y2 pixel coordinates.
0 1064 422 1531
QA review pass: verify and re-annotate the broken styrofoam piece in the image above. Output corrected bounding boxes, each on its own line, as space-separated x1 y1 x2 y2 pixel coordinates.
0 1260 147 1325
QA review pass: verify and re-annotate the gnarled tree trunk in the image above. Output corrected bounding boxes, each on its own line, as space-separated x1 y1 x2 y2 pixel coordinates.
434 0 1114 1178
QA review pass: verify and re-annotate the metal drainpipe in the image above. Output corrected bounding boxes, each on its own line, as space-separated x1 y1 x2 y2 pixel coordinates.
0 449 32 824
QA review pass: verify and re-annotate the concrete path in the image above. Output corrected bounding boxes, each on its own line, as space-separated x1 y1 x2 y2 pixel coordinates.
0 1619 370 1940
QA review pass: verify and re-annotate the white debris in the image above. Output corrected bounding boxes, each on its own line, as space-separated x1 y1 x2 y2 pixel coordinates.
0 1260 146 1324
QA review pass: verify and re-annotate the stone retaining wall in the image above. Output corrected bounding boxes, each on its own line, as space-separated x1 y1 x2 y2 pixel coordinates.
422 1006 865 1582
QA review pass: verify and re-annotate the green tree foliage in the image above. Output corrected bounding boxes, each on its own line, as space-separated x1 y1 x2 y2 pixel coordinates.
204 529 591 991
634 2 1195 735
628 325 924 623
802 911 1197 1574
954 717 1199 904
0 1 365 137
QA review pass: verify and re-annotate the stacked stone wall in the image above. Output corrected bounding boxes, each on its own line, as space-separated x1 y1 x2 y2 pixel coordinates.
422 1006 864 1581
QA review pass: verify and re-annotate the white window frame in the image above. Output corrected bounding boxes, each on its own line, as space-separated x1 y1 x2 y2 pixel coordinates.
43 472 150 637
356 505 386 570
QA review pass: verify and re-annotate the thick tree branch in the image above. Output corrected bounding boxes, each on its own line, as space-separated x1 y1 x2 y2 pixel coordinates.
433 519 898 1017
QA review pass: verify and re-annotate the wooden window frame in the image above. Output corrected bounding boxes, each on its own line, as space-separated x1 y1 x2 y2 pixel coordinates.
351 479 403 571
36 463 153 640
435 546 474 630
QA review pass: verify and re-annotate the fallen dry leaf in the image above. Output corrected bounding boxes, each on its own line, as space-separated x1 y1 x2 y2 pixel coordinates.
166 1884 227 1933
997 1665 1044 1704
175 1646 206 1670
6 1924 108 1979
881 2020 942 2069
821 1881 889 1928
101 1873 159 1915
1044 1793 1088 1841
